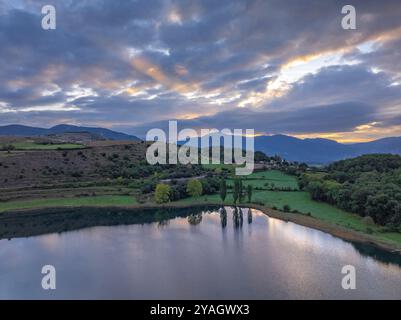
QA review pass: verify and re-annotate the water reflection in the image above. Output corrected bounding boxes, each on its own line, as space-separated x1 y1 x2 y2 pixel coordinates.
248 209 253 224
0 206 399 267
0 206 218 239
351 241 401 266
188 213 203 226
219 207 227 228
0 206 257 239
0 205 401 299
232 207 243 229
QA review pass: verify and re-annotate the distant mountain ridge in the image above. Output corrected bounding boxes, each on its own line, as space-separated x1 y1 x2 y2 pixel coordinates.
254 135 401 164
180 132 401 164
0 124 140 141
2 124 401 163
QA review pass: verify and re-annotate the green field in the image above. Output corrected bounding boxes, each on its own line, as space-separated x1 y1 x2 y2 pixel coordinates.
228 170 299 190
177 170 401 245
0 195 137 213
11 142 85 150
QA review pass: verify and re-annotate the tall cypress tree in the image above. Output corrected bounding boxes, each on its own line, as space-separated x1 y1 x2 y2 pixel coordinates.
219 179 227 203
247 184 253 203
233 180 239 204
239 179 245 203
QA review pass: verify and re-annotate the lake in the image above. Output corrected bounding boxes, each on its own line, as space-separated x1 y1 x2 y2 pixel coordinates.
0 206 400 299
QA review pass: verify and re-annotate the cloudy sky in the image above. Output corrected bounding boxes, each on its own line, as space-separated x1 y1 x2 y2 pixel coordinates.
0 0 401 142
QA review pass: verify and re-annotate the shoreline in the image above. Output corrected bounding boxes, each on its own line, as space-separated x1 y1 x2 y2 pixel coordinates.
1 202 401 253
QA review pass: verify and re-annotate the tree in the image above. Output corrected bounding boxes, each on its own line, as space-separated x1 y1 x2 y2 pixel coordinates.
247 184 253 203
307 181 325 201
155 183 171 204
1 144 15 153
219 179 227 202
239 180 245 203
233 180 239 204
187 179 203 198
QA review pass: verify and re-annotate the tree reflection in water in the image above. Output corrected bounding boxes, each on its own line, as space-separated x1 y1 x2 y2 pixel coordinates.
219 207 227 228
233 207 243 229
188 213 203 226
248 208 253 224
2 206 400 269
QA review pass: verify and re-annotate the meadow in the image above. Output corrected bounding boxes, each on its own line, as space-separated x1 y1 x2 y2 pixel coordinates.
12 142 85 150
0 195 136 213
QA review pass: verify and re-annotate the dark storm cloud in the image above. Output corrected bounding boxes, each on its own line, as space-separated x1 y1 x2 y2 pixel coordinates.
347 38 401 80
0 0 401 138
270 64 401 110
127 64 401 135
127 102 377 136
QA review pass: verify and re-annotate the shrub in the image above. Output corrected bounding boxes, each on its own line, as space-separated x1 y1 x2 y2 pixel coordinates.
70 171 82 178
362 216 375 226
155 184 171 204
366 227 374 234
187 179 203 197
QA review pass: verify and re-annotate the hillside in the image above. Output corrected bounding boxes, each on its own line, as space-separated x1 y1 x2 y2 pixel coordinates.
0 124 141 141
0 142 148 192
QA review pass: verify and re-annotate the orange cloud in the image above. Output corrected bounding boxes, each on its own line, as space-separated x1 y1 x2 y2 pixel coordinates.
130 57 199 95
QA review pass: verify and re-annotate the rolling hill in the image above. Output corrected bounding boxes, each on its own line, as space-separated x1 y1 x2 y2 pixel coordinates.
0 124 140 141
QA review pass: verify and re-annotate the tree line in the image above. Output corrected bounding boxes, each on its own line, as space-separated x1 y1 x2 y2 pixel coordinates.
155 177 253 204
299 154 401 231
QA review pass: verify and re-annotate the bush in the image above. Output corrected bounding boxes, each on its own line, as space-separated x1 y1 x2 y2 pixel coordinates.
383 223 400 233
362 216 375 226
187 179 203 197
283 204 291 212
155 184 171 204
366 227 374 234
70 171 82 178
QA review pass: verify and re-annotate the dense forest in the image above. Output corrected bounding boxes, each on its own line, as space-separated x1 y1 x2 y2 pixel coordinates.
299 154 401 230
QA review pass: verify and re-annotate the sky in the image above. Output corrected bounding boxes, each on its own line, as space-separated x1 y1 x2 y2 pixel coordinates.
0 0 401 142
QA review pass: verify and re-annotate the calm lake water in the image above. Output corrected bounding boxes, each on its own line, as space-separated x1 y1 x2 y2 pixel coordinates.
0 206 401 299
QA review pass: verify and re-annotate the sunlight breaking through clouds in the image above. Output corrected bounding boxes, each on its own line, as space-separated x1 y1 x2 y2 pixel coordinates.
1 0 401 141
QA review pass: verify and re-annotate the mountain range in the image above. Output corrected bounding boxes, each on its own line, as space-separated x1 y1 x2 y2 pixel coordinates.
0 124 140 141
1 124 401 163
254 135 401 164
180 133 401 164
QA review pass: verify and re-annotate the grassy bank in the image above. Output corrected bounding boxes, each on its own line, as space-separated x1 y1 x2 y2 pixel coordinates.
0 195 136 213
